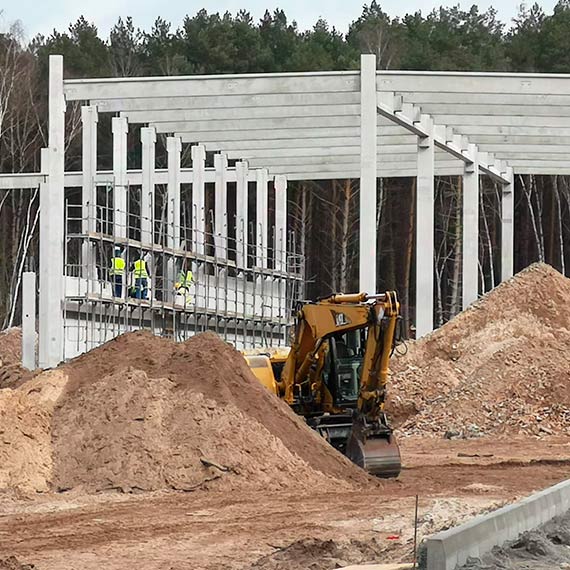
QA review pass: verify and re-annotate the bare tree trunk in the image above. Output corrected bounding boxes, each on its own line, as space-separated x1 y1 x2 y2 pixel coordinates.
480 189 495 291
339 180 352 292
449 177 462 316
553 175 566 275
520 174 545 262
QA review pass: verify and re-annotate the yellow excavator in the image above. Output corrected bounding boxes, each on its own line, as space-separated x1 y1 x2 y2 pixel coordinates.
244 291 402 478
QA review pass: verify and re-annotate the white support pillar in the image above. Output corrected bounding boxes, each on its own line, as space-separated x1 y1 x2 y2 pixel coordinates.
39 55 65 369
167 136 182 250
274 175 287 272
22 271 36 370
236 160 249 268
81 105 98 281
214 153 228 258
81 106 98 233
166 136 182 303
191 144 206 255
256 168 269 268
359 53 378 294
416 117 435 338
141 127 156 246
501 166 515 281
112 117 128 240
462 144 479 309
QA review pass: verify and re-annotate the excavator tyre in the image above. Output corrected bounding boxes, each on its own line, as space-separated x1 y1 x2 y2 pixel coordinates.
346 417 401 478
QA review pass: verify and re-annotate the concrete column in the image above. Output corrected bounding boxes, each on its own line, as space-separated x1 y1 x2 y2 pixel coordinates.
359 53 378 294
81 105 98 282
416 117 435 338
39 55 65 369
141 127 156 246
191 144 206 255
112 117 128 240
214 153 228 258
462 144 479 309
165 136 181 302
256 168 269 268
22 271 36 370
167 136 182 250
236 161 249 268
501 167 515 281
274 175 287 272
81 106 98 233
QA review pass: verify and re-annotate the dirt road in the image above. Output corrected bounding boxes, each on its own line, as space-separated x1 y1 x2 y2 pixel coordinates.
1 436 569 570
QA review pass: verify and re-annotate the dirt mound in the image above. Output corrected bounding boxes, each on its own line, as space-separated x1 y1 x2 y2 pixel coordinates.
0 370 68 493
250 538 384 570
0 328 32 389
388 263 570 437
0 557 34 570
51 331 371 492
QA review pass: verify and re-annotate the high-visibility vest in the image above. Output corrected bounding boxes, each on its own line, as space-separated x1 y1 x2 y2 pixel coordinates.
182 271 193 286
133 259 148 279
110 257 125 276
175 271 193 290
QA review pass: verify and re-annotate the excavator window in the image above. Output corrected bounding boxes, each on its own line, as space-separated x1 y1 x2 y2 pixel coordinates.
327 332 364 406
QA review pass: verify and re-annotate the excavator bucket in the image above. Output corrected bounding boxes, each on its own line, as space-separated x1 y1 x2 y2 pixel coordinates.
346 421 402 478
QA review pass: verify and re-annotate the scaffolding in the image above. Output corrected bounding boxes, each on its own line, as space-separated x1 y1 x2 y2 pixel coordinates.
62 187 304 359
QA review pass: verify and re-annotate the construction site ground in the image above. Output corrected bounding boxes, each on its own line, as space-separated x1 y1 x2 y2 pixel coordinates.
1 436 569 570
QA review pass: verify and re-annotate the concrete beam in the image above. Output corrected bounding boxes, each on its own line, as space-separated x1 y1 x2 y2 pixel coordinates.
63 72 360 100
152 115 360 133
122 104 360 123
425 478 570 570
416 117 435 338
93 91 360 112
360 54 378 294
377 71 570 96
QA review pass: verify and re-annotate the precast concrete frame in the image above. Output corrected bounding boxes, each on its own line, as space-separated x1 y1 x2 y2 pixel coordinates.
3 54 570 367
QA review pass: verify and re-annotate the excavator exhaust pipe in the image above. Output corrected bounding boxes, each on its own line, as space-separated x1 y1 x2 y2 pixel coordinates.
345 417 402 478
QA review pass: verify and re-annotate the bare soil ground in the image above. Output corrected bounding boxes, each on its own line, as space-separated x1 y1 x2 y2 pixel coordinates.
1 436 569 570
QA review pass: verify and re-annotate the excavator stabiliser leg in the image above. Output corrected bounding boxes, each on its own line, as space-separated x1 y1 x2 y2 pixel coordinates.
346 416 401 478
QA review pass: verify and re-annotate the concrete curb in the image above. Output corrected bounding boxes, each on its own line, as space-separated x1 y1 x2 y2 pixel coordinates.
426 478 570 569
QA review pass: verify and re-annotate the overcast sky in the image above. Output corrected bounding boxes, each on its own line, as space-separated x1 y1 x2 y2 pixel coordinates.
1 0 559 41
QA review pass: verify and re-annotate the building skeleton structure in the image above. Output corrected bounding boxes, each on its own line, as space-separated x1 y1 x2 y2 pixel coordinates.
1 53 570 368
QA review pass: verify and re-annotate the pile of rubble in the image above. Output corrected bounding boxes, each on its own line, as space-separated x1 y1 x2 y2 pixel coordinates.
388 263 570 438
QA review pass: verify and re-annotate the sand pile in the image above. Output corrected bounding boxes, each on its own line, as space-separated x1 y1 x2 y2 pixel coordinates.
43 331 370 493
0 328 32 389
388 263 570 438
0 370 68 493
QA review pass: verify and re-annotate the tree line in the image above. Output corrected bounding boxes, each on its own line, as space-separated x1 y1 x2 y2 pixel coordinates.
1 2 570 332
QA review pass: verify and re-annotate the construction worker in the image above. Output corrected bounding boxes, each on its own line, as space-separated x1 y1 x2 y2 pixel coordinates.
131 255 150 300
109 247 125 297
174 268 194 304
